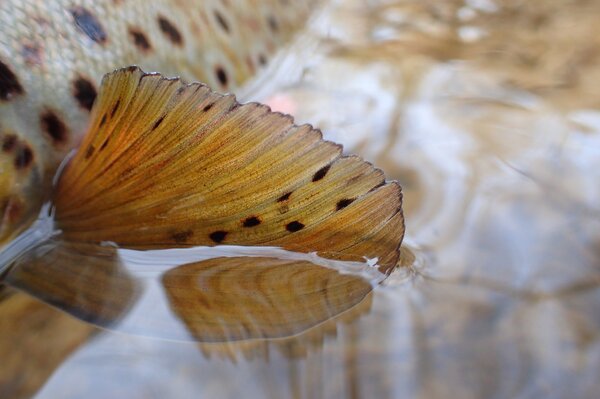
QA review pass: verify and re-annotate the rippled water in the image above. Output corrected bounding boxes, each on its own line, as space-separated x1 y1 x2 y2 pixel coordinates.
2 0 600 398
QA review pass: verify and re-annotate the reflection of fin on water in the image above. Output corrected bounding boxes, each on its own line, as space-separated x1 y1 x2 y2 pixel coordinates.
1 66 404 342
162 256 373 342
195 290 375 362
4 239 377 342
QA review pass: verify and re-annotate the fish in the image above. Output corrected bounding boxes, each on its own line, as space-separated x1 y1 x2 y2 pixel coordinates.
2 66 404 341
0 0 405 342
0 0 317 243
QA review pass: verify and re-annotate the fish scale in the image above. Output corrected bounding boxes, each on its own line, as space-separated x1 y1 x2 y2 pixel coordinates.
0 0 317 243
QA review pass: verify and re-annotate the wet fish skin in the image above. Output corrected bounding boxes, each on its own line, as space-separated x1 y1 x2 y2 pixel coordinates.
0 0 316 243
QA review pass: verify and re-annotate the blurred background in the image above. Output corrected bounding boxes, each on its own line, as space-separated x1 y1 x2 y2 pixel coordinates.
2 0 599 398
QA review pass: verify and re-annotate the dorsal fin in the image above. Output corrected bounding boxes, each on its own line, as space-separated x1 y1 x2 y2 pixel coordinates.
53 66 404 273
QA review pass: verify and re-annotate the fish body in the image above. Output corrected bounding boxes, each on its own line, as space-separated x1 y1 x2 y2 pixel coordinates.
0 0 316 242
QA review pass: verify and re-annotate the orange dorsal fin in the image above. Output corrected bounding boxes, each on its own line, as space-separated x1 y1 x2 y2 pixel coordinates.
53 66 404 273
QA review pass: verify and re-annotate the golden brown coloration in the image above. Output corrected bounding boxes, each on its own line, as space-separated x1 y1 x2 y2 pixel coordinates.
0 0 317 244
4 240 138 327
0 290 95 399
5 238 376 342
54 67 404 273
162 257 373 342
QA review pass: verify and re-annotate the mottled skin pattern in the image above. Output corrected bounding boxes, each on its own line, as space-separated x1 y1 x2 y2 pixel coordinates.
0 0 316 243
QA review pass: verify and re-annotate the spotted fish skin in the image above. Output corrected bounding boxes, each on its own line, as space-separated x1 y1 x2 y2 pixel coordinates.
0 0 317 243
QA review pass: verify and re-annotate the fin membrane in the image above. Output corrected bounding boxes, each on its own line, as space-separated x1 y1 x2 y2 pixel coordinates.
53 67 404 273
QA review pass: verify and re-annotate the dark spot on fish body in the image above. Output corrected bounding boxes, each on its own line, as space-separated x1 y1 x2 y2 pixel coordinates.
267 15 279 32
70 7 107 44
14 144 33 170
110 100 121 117
277 192 292 202
312 165 331 182
73 77 97 111
286 221 304 232
100 139 109 151
128 27 152 52
0 60 24 101
215 66 228 87
2 135 17 152
242 216 261 227
40 110 68 144
202 103 214 112
85 145 95 159
152 116 165 130
209 230 228 243
158 16 183 46
99 113 107 127
258 54 267 66
214 10 230 33
336 198 355 210
172 230 194 243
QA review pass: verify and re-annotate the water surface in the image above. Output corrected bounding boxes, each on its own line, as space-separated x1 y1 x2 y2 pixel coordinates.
1 1 599 398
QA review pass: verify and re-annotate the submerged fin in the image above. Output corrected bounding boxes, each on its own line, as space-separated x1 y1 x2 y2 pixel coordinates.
4 239 139 327
53 66 404 274
4 239 376 342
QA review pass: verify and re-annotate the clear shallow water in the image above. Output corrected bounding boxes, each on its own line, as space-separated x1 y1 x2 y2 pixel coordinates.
2 0 600 398
4 233 384 343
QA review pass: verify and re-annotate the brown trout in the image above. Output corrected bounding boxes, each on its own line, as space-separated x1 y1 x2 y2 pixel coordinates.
0 0 317 243
0 0 404 343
